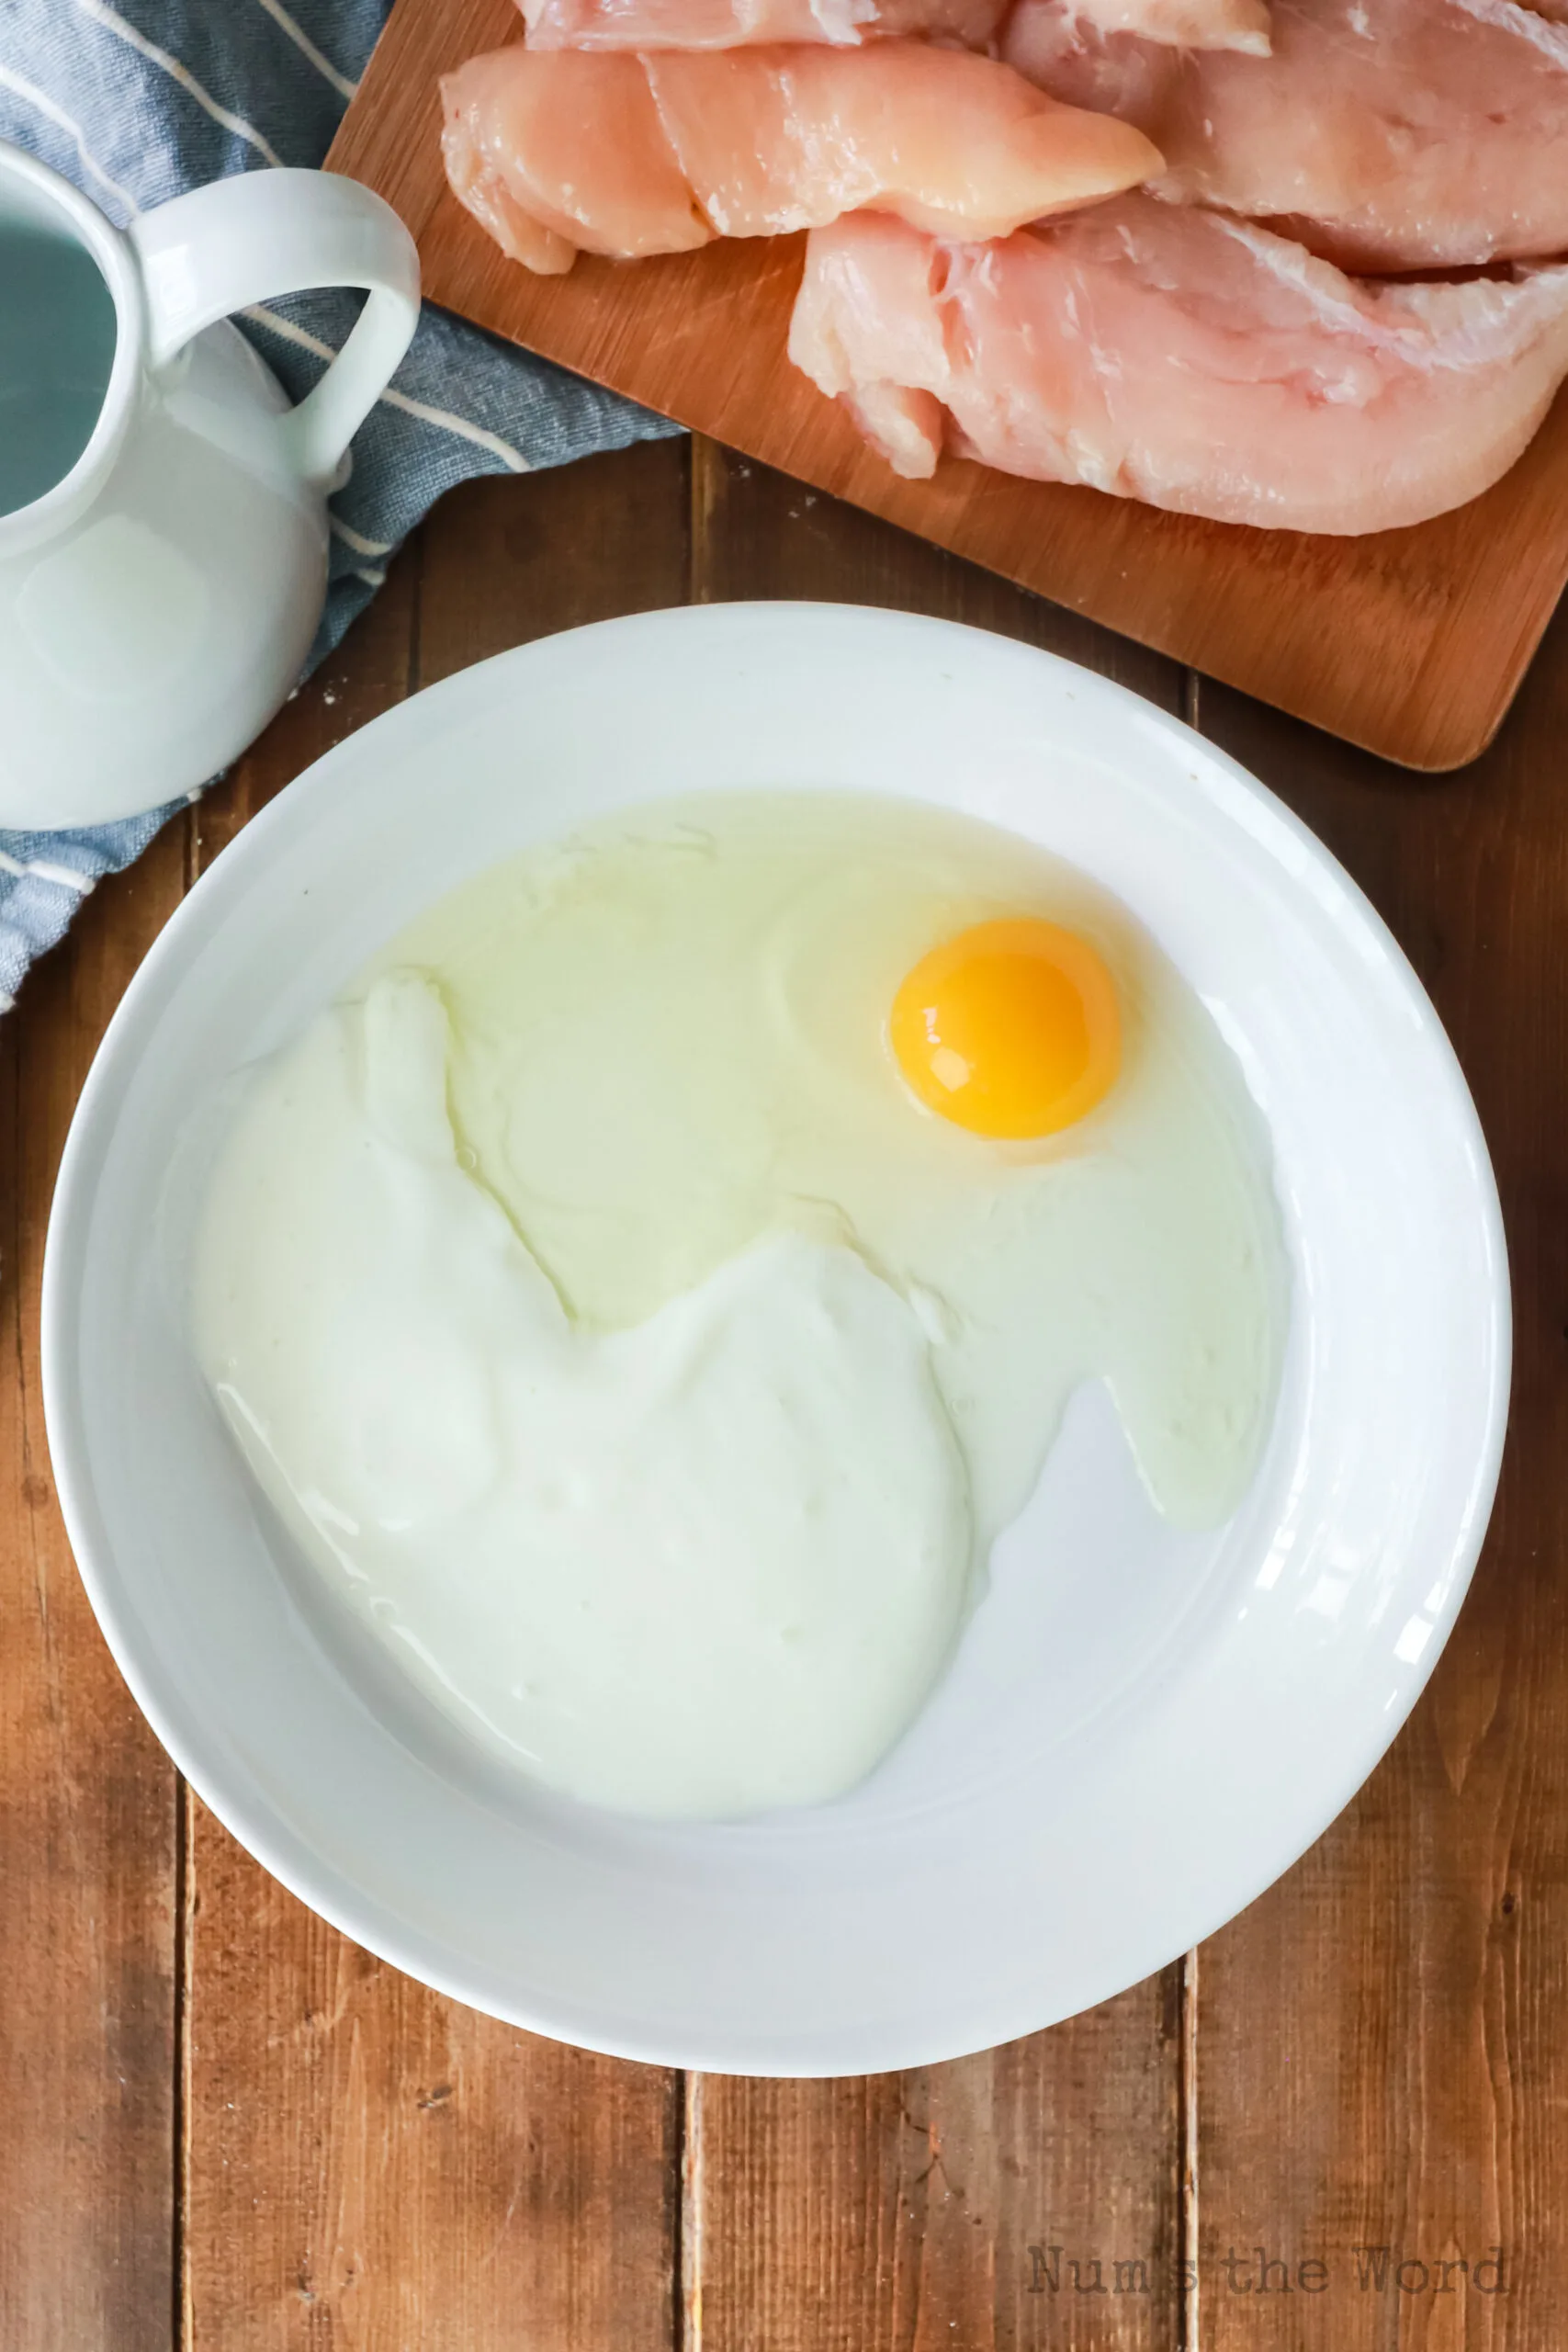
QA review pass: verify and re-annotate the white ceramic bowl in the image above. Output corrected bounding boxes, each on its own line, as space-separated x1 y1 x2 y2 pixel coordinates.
42 605 1508 2076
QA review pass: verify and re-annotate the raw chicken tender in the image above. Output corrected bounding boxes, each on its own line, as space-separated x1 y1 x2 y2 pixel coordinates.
440 42 1161 273
441 51 707 273
1056 0 1270 50
517 0 1258 50
520 0 1007 49
1004 0 1568 271
789 200 1568 533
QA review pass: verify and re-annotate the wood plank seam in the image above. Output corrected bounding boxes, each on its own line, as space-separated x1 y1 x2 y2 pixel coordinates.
174 1775 193 2352
1179 1946 1201 2352
682 2070 705 2352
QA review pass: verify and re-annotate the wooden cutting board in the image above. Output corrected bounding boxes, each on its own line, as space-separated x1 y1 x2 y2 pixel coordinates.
326 0 1568 769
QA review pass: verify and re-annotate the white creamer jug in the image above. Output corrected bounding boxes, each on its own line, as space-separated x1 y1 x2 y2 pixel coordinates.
0 139 420 828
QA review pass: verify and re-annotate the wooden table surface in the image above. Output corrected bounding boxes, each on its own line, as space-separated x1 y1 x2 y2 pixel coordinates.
3 437 1565 2352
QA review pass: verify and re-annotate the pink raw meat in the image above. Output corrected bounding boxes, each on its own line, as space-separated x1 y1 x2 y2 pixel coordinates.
520 0 1008 48
1003 0 1568 272
440 43 1161 273
788 199 1568 532
1049 0 1270 50
518 0 1266 50
441 51 709 273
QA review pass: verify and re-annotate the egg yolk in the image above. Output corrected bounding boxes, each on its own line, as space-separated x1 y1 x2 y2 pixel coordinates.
890 918 1122 1139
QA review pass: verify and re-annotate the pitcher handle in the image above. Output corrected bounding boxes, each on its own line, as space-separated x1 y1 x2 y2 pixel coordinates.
128 170 421 490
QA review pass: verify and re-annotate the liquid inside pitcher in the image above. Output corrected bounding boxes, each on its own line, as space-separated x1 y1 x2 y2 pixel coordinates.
0 192 118 518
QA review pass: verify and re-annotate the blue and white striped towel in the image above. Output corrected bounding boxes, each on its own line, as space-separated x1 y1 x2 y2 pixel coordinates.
0 0 682 1007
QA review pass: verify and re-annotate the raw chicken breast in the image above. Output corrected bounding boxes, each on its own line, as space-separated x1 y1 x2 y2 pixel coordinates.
518 0 1263 50
520 0 1007 50
1004 0 1568 271
1055 0 1270 51
441 51 708 273
440 44 1161 273
789 200 1568 532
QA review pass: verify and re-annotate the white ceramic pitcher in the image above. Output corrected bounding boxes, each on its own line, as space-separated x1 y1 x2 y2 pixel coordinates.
0 140 421 830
